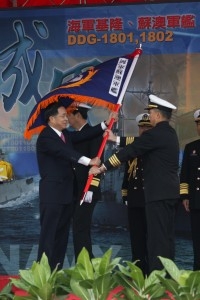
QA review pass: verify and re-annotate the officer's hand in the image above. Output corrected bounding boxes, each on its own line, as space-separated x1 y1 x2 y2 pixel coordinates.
104 129 117 142
89 166 100 175
182 199 190 212
89 157 101 166
105 112 118 126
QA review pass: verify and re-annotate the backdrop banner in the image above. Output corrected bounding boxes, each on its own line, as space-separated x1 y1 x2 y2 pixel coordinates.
0 2 197 274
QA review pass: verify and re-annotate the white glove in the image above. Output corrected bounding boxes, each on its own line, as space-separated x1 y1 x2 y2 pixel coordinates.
84 191 93 203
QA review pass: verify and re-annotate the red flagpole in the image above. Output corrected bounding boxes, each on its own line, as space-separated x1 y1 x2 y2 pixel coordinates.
80 45 143 204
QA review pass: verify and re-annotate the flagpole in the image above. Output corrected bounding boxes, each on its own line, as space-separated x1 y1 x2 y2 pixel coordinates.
80 45 143 205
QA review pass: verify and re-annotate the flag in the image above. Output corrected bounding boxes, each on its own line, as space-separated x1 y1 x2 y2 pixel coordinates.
24 49 142 140
81 45 143 203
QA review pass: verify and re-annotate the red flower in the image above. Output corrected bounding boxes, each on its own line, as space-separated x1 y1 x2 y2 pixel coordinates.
65 294 82 300
161 290 176 300
0 275 19 291
14 290 30 297
106 286 125 300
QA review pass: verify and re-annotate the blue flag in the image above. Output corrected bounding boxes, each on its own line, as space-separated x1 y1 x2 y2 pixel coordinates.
24 51 140 140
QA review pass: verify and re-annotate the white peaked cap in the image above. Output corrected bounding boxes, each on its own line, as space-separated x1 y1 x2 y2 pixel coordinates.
194 109 200 122
77 103 92 109
146 94 177 112
136 113 151 126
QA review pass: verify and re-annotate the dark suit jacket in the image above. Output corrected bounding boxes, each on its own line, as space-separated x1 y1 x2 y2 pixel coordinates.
180 139 200 209
122 157 145 208
36 124 104 204
105 121 180 203
72 123 102 200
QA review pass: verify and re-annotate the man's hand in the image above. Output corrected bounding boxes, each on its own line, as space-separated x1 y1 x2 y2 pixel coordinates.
89 166 100 175
182 199 190 212
89 157 101 166
104 129 117 142
105 111 118 126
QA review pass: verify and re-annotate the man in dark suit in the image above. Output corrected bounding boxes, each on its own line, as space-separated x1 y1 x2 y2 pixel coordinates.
90 95 180 273
180 109 200 270
121 113 152 275
36 101 112 270
67 103 102 261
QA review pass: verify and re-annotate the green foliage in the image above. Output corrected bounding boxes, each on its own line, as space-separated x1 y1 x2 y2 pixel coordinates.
115 261 166 299
1 249 200 300
0 282 13 300
65 247 121 300
66 250 200 300
157 256 200 299
10 253 69 300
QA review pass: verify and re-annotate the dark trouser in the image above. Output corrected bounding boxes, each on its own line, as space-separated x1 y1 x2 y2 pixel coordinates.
190 209 200 271
145 199 178 273
72 197 98 261
127 206 148 275
37 202 74 271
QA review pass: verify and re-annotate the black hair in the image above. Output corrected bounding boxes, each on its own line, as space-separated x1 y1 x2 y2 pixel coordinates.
72 107 89 120
159 109 172 120
44 102 64 123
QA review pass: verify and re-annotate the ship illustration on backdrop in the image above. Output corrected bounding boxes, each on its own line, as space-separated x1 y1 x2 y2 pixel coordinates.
0 149 37 205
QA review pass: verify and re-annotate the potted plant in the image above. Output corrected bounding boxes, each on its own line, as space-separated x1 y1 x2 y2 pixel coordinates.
64 248 122 300
1 248 200 299
9 254 70 300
